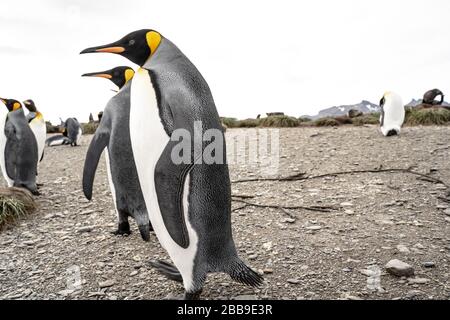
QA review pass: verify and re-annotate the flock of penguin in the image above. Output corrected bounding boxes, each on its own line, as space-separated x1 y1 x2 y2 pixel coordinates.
0 28 409 300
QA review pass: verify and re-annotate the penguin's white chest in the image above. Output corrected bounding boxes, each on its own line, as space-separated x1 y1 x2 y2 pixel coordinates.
0 110 13 186
381 102 405 136
129 68 199 290
29 118 46 162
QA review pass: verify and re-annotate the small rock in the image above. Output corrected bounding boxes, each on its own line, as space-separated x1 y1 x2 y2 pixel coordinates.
263 269 273 274
305 226 322 231
340 202 353 207
445 208 450 216
57 289 75 296
408 278 430 285
77 226 94 233
282 218 296 224
287 279 301 284
406 290 423 298
396 245 410 254
385 259 415 277
99 280 116 288
80 210 95 216
422 262 435 268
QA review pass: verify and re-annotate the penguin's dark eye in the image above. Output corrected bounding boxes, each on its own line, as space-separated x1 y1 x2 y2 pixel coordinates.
129 39 136 46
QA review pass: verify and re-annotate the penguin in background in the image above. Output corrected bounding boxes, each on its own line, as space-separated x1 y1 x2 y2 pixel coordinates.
81 29 263 299
23 99 46 162
64 117 83 146
379 92 405 136
0 98 39 195
45 135 71 147
81 66 152 241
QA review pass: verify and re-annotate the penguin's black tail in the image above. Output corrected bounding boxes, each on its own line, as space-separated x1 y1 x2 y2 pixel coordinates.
228 259 264 287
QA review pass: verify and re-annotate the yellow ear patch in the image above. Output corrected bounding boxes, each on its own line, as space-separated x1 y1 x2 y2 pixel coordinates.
146 31 161 56
124 69 135 83
13 102 21 110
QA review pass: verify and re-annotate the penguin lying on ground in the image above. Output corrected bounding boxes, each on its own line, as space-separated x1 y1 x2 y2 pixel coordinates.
63 117 82 146
45 135 72 147
81 66 152 241
23 100 46 163
0 98 39 195
81 29 263 299
380 92 405 137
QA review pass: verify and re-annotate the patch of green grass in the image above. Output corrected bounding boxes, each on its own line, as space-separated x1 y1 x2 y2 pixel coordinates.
313 117 340 127
298 117 312 123
405 108 450 125
351 113 380 126
237 118 261 128
258 116 300 128
221 117 239 128
81 122 99 134
0 188 36 228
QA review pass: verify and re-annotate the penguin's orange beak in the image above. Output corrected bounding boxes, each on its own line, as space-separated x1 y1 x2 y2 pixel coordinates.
82 72 113 79
80 44 125 54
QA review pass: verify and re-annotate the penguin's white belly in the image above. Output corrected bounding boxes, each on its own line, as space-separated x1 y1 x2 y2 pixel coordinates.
105 150 118 218
0 110 13 187
130 68 199 290
381 107 405 136
76 128 82 145
29 119 46 162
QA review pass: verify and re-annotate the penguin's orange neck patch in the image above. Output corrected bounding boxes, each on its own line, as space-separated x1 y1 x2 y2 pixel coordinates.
146 31 161 57
13 102 21 111
35 112 43 120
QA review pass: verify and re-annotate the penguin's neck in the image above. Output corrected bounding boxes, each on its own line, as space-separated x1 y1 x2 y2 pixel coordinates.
143 38 184 69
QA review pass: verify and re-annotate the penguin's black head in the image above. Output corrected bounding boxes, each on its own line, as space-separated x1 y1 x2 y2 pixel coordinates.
82 66 135 89
0 97 22 112
23 99 37 112
80 29 162 66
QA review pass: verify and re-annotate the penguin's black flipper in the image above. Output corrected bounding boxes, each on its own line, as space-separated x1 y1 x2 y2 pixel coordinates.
149 260 183 283
154 139 193 249
82 123 110 200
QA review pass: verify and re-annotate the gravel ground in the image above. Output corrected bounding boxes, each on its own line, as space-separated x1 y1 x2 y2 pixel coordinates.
1 125 449 300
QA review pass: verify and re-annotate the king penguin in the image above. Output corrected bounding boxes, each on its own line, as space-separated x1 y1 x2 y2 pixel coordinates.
23 99 46 163
0 98 39 195
81 66 152 241
64 118 83 146
379 92 405 136
81 29 263 299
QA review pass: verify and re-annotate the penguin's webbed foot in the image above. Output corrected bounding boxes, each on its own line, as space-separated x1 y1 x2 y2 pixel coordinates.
112 221 131 236
149 259 183 283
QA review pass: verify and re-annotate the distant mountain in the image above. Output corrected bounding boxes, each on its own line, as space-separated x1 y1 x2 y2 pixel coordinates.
306 100 380 120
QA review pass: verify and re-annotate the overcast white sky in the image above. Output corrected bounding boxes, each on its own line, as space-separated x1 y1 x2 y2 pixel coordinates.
1 0 450 123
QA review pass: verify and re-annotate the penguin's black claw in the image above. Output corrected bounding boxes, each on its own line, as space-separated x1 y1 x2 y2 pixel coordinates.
149 259 183 283
112 229 132 236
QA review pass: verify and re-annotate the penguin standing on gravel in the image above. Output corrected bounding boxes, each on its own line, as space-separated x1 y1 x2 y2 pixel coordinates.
23 99 46 163
0 98 39 195
64 118 82 146
379 92 405 136
80 29 263 299
81 66 152 241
